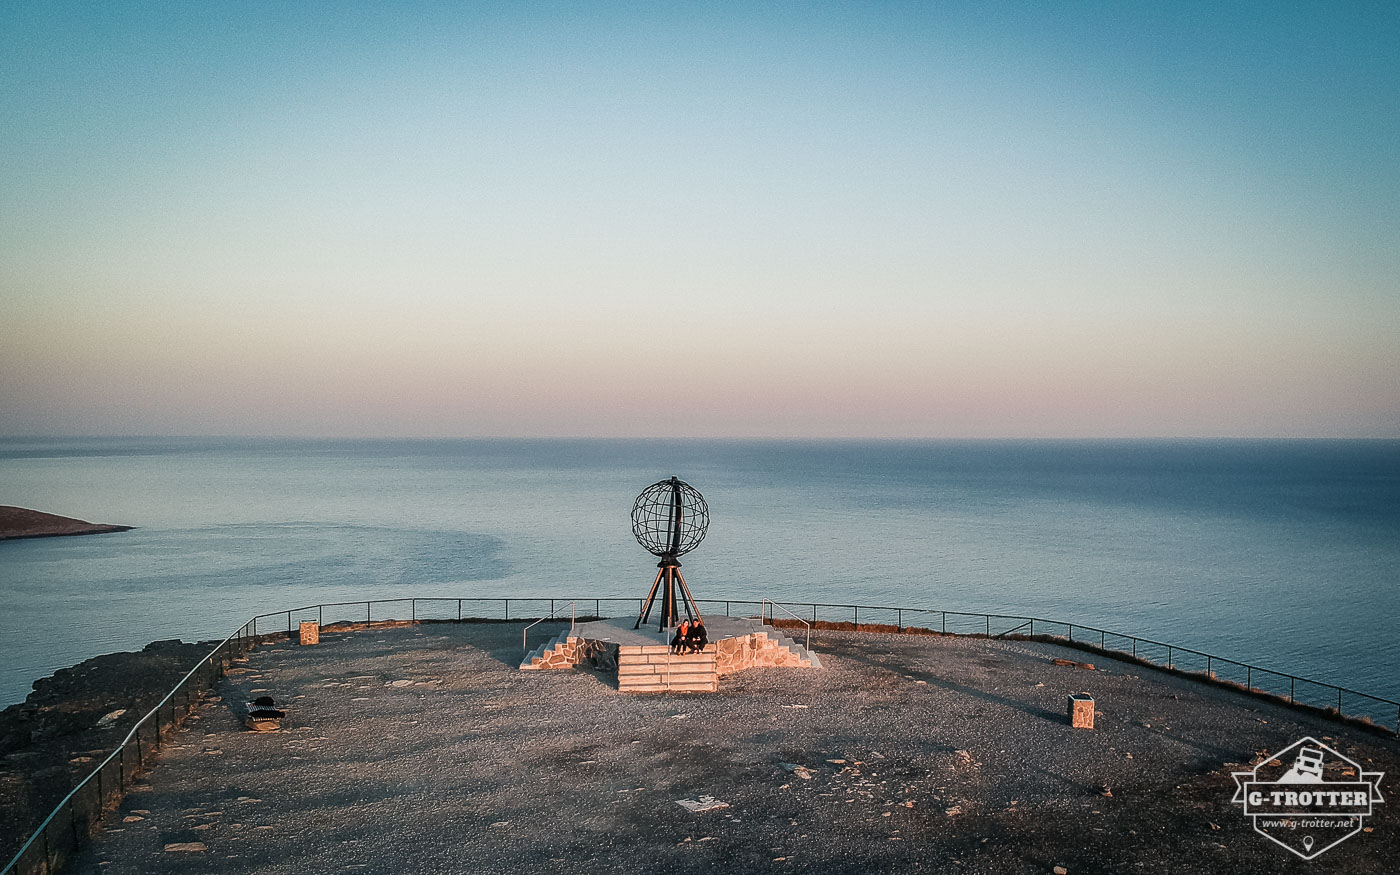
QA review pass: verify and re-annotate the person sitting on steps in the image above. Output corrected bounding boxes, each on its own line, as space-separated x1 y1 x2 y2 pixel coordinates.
685 618 708 653
670 619 691 654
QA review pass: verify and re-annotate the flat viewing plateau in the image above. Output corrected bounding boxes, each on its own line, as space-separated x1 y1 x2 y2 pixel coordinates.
73 623 1399 874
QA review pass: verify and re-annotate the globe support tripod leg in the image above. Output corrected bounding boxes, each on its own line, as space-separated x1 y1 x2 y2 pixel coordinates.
673 567 703 626
634 566 667 629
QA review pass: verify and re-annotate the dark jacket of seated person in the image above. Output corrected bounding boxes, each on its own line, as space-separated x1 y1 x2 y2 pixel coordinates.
686 621 709 652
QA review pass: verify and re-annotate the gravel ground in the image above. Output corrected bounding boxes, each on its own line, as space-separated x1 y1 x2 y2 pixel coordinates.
69 622 1399 874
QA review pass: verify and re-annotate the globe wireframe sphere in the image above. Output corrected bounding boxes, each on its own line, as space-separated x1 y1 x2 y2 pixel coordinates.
631 477 709 558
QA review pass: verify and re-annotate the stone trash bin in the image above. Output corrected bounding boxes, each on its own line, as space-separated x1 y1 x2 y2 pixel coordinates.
299 621 320 645
1068 692 1095 729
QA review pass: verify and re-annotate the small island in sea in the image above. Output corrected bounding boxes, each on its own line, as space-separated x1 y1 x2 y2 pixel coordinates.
0 506 133 541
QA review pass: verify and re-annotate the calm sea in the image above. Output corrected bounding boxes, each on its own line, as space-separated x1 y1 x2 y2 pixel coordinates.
1 438 1397 711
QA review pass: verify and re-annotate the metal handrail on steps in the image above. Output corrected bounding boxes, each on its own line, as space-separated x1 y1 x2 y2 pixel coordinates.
759 599 813 654
522 601 575 653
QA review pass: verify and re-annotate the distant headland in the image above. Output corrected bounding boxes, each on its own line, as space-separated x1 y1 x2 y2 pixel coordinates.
0 506 133 540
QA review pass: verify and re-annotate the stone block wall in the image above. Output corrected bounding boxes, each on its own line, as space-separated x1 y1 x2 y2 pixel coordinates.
523 635 618 670
714 632 814 675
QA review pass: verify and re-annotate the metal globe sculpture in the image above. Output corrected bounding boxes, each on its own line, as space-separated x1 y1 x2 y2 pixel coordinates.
632 477 708 631
631 477 709 558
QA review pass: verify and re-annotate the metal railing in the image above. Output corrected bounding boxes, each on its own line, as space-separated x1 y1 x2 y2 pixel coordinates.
760 599 813 652
241 596 1400 731
522 601 576 652
707 600 1400 733
8 593 1398 875
3 617 263 875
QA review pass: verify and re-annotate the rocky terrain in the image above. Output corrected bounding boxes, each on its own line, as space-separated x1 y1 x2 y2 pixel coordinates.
0 640 211 863
0 506 132 540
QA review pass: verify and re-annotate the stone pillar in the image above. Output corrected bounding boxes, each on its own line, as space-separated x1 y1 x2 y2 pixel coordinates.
299 621 320 645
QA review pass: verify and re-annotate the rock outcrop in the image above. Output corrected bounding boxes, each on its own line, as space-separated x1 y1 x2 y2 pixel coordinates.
0 506 133 540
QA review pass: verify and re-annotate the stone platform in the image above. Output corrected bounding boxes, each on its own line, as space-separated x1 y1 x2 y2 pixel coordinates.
519 616 822 692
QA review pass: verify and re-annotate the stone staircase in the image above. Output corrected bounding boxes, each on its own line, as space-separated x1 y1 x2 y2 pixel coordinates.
756 628 823 670
519 620 820 691
617 645 718 693
519 633 580 670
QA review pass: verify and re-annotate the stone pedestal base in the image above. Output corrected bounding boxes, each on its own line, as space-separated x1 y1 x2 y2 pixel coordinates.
299 621 320 646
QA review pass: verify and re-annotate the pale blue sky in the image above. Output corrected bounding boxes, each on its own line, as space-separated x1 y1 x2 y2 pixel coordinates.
2 2 1397 437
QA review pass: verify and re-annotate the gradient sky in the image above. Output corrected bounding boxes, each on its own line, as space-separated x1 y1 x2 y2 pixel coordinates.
2 1 1397 438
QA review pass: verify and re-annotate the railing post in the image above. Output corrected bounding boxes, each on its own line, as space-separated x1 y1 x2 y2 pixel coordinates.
942 612 946 634
726 601 731 617
854 606 859 628
412 599 416 622
458 599 462 621
1069 624 1074 642
1207 655 1212 677
812 604 817 624
1100 630 1105 649
1167 645 1173 668
1029 618 1034 637
985 615 990 637
897 608 902 631
1290 677 1295 703
318 605 323 627
550 599 555 617
287 611 291 633
1132 638 1136 658
595 598 600 617
1338 688 1342 712
505 599 509 620
366 602 370 624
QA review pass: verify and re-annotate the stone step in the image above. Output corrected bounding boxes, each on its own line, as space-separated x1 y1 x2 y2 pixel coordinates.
520 633 579 670
619 645 673 656
618 652 716 666
618 654 715 665
518 643 546 670
619 680 718 694
619 664 716 680
760 630 823 668
619 667 714 678
656 667 718 680
790 645 822 669
640 653 716 665
618 663 669 677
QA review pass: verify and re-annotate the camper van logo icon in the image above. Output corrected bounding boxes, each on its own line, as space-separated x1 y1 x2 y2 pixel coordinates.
1231 737 1384 859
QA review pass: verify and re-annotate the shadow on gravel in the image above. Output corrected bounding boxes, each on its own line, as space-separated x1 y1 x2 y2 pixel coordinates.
916 674 1063 724
834 647 1065 725
484 621 573 668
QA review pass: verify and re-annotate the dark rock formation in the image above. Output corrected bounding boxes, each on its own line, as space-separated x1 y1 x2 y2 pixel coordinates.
0 639 208 863
0 506 133 541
